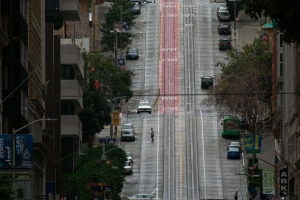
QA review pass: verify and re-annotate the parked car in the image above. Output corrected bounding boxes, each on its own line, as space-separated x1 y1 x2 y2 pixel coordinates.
226 141 242 152
227 147 241 159
145 0 154 2
131 2 141 14
122 123 134 131
218 23 231 35
217 6 228 15
201 76 214 89
124 161 133 174
126 151 133 163
137 101 152 114
218 38 232 50
126 47 139 60
127 194 163 200
218 11 230 22
121 129 136 141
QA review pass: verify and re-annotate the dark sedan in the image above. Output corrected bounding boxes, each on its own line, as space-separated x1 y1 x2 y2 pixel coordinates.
218 38 232 50
218 23 231 35
126 47 139 60
201 76 214 89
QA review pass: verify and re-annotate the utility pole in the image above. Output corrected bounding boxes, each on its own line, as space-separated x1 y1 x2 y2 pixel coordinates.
114 33 118 66
234 0 237 46
120 5 123 58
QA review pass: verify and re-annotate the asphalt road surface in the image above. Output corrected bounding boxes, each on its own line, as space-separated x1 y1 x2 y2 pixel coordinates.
120 0 247 199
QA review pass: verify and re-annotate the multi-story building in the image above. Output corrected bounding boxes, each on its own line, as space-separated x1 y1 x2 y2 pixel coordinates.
45 0 81 198
1 0 47 199
275 33 299 197
0 0 82 199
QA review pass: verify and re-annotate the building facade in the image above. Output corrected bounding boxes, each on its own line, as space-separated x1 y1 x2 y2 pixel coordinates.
277 35 300 198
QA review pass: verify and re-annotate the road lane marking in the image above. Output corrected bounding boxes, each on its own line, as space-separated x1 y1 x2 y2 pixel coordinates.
200 109 207 200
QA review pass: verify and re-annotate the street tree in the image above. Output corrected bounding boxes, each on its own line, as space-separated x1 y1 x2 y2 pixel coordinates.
201 38 272 134
101 0 136 51
80 52 133 145
242 0 300 44
0 174 14 200
61 145 126 200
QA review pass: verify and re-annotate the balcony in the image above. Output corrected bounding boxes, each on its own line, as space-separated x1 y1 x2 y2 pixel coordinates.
61 44 84 79
61 80 83 109
60 0 81 21
61 115 82 137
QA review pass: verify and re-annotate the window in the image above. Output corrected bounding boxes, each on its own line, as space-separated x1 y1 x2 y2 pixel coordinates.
279 33 283 47
278 91 283 106
61 65 74 80
61 100 74 115
279 53 283 76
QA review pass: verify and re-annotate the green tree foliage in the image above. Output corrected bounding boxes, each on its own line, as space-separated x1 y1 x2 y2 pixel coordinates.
80 52 133 144
61 145 126 200
101 0 136 51
201 38 272 134
242 0 300 44
0 174 14 200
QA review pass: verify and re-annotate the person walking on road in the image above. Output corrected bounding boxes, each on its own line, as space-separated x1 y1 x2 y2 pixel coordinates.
234 191 238 200
151 128 154 142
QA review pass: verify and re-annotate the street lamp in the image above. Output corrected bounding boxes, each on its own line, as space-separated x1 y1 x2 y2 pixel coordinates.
12 118 57 198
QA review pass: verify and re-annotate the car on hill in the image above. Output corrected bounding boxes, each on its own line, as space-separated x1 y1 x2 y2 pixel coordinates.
121 129 136 141
131 2 141 14
126 151 133 163
218 10 230 22
227 147 241 159
217 6 228 15
126 47 139 60
137 101 152 114
226 141 242 152
122 123 134 131
201 76 214 89
218 23 231 35
124 161 133 174
218 38 232 50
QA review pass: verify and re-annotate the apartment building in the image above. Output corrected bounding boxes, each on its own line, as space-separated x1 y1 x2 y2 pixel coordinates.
275 33 300 197
0 0 82 199
45 0 81 198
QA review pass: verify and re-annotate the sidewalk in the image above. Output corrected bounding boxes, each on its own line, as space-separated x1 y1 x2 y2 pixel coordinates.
242 131 275 200
233 10 259 51
93 114 124 147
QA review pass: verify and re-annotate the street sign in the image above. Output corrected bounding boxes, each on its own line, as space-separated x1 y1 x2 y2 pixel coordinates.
262 170 275 194
244 135 262 154
112 111 120 126
279 164 288 196
118 59 125 69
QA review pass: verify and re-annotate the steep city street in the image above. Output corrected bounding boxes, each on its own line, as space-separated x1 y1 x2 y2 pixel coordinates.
107 0 257 199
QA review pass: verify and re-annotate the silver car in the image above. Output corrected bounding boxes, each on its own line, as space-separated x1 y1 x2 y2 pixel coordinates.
124 161 133 174
218 11 230 22
137 101 152 114
126 151 133 163
122 123 134 131
121 129 136 141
